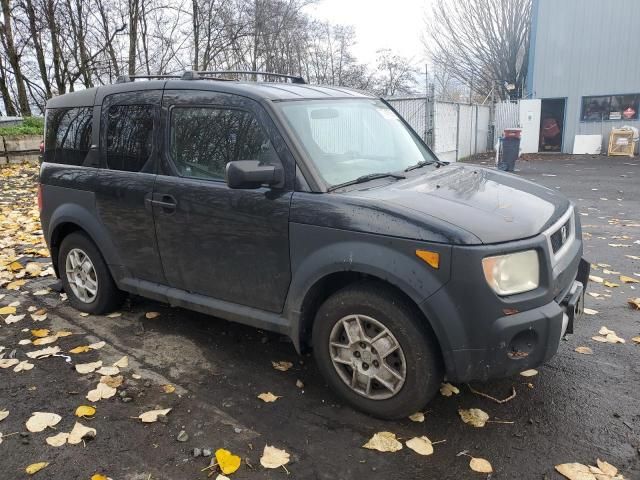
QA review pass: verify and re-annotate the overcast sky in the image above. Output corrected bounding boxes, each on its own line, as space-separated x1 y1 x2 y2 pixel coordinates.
305 0 431 66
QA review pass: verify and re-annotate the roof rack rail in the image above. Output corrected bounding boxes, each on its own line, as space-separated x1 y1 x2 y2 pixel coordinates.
190 70 306 84
115 74 182 84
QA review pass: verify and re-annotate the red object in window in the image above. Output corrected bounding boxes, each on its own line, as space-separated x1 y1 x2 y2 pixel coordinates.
39 141 44 154
503 128 522 139
37 183 43 211
541 118 561 139
623 107 636 119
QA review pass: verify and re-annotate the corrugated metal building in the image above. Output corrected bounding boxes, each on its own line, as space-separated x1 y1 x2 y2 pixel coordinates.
527 0 640 154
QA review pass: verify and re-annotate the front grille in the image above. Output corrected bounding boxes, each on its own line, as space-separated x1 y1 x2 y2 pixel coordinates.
550 218 571 253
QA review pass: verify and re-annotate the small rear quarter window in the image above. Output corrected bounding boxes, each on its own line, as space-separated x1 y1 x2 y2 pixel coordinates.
44 107 93 165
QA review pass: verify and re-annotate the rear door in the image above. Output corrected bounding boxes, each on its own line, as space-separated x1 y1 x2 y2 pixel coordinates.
94 90 165 283
153 89 293 313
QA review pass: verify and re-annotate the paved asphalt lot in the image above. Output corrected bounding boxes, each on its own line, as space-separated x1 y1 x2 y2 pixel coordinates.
1 155 639 479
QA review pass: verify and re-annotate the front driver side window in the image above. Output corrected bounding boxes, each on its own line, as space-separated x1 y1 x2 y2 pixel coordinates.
170 107 280 181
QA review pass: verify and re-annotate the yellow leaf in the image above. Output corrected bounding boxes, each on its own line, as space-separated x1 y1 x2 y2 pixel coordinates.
589 275 603 283
628 298 640 310
145 311 160 319
603 281 619 288
632 336 640 344
257 392 279 402
69 345 91 354
9 261 23 272
75 405 96 417
25 462 49 475
620 275 640 284
596 459 618 477
162 384 176 394
31 329 50 338
138 408 172 423
519 369 538 377
6 279 26 290
458 408 489 427
215 448 241 475
555 463 593 479
91 475 109 480
408 412 425 422
0 306 17 315
469 457 493 473
575 346 593 355
362 431 403 452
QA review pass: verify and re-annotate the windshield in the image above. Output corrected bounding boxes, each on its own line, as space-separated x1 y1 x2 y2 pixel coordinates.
277 99 438 187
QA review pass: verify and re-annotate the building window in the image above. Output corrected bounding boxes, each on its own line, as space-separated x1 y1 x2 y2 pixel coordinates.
581 94 639 122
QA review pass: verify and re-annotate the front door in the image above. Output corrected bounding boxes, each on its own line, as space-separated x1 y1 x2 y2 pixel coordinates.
94 90 165 283
153 89 293 313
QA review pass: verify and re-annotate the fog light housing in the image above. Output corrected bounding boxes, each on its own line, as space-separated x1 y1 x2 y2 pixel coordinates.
482 250 539 296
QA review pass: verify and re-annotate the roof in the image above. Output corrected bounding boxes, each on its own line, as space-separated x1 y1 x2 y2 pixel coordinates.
45 78 373 109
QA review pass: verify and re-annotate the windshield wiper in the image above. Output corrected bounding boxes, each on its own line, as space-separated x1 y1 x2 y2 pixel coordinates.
327 172 406 192
404 159 449 172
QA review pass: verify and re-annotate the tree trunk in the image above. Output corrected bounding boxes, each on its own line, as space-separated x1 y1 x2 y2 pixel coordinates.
0 55 17 116
0 0 31 115
128 0 139 76
45 0 65 94
23 0 52 98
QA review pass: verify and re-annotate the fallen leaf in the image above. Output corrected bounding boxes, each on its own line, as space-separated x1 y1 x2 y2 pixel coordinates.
25 462 49 475
0 358 19 369
32 335 59 346
6 280 26 290
86 382 117 402
91 475 109 480
632 336 640 344
88 341 106 350
30 329 50 338
26 346 60 359
271 361 293 371
33 289 50 296
257 392 280 403
620 275 640 284
362 431 403 452
30 313 47 321
145 311 160 319
603 281 619 288
14 360 34 372
469 457 493 474
100 375 123 388
628 298 640 310
75 361 103 374
138 408 172 423
589 275 603 284
214 475 230 480
440 382 460 397
215 448 241 474
67 421 96 444
591 336 608 343
75 405 96 418
45 432 69 447
405 436 433 455
584 308 598 315
113 356 128 368
26 412 62 432
555 463 594 480
408 412 425 423
69 345 91 354
458 408 489 427
599 326 615 335
575 346 593 355
0 306 17 315
4 313 25 324
96 366 119 376
260 445 291 468
106 312 121 318
520 369 538 377
0 410 8 421
596 459 618 477
587 292 601 298
162 384 175 394
9 261 22 272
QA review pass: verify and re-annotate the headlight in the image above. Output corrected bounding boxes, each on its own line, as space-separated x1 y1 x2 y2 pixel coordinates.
482 250 539 296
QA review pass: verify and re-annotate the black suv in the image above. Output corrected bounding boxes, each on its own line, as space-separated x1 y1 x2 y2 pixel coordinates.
39 71 589 419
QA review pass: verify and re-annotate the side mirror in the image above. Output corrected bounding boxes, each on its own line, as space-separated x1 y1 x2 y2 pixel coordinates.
225 160 284 189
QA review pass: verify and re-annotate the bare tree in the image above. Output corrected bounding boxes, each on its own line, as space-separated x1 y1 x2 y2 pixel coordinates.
0 0 31 114
425 0 531 100
373 49 418 97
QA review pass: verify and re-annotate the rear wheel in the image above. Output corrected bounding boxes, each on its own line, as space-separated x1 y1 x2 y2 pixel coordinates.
312 282 442 419
59 232 125 314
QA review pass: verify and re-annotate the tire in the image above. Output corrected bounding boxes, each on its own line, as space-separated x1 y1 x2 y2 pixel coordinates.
312 282 442 419
58 231 125 314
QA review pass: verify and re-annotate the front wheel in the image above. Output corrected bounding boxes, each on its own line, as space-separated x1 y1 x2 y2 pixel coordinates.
312 282 443 419
58 232 125 314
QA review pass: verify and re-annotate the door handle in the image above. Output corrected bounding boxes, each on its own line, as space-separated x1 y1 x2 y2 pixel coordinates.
150 194 177 213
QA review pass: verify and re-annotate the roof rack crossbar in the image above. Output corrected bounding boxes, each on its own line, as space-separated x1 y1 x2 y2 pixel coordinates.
191 70 306 84
116 74 182 84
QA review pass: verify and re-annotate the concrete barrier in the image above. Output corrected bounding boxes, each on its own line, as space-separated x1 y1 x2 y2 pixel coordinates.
0 134 41 165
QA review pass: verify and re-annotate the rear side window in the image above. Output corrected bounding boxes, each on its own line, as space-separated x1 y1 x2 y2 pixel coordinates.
105 105 155 172
169 107 280 180
44 107 93 165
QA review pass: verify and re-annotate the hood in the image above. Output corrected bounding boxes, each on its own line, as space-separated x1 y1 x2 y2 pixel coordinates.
350 164 571 244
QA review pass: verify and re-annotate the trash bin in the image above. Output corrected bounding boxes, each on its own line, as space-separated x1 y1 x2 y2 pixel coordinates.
498 128 521 172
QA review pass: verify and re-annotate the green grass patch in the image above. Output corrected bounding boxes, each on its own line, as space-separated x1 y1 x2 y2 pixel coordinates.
0 117 44 137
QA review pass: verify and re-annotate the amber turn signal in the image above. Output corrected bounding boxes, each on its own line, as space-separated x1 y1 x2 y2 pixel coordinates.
415 250 440 269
